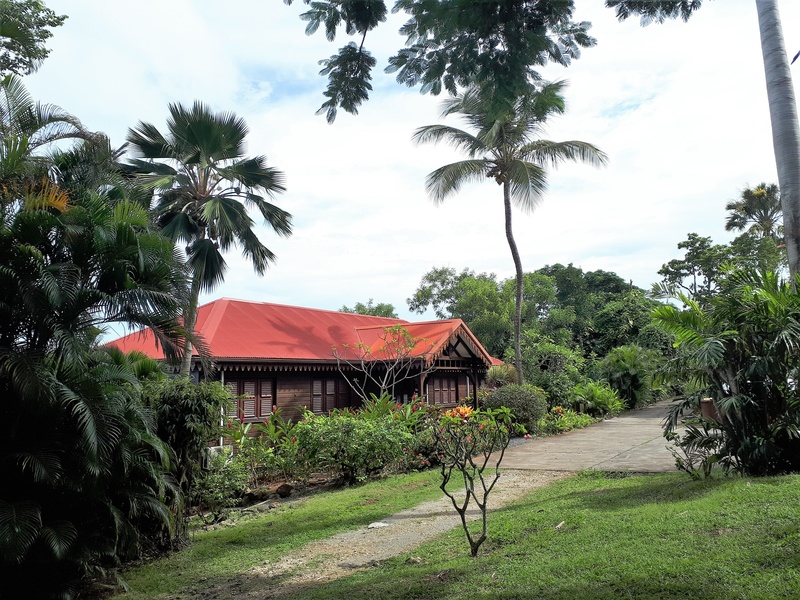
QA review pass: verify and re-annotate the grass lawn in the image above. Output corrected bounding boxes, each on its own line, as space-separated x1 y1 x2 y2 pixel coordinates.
118 469 444 598
296 471 800 600
119 470 800 599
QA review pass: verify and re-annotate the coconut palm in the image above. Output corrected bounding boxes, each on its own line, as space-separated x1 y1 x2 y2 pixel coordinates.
606 0 800 282
413 83 607 381
725 182 783 241
127 102 293 375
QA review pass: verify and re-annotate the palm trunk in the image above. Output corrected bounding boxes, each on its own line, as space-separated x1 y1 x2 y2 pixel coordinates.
503 182 525 384
756 0 800 284
179 276 202 377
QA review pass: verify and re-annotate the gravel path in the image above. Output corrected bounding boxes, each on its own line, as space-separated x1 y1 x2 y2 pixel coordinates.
188 470 568 599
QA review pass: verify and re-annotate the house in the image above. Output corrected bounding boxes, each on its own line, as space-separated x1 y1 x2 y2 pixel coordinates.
110 298 498 421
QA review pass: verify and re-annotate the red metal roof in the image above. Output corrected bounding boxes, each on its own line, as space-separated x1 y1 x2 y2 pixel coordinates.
108 298 495 367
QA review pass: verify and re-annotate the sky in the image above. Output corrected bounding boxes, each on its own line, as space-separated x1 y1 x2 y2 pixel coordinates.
24 1 800 331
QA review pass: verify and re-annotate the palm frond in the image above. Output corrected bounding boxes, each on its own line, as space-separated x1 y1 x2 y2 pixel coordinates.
424 159 489 203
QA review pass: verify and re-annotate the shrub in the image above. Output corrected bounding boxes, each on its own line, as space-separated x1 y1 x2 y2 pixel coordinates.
537 406 597 435
572 380 625 416
293 411 412 485
481 384 547 434
193 449 250 523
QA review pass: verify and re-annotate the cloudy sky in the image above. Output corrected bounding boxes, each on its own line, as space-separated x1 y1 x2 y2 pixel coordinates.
24 1 800 327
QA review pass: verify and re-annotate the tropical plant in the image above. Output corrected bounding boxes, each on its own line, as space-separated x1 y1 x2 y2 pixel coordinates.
606 0 800 283
655 268 800 476
522 339 585 406
725 182 783 241
0 187 187 596
413 83 607 381
484 364 519 388
599 344 659 408
127 102 293 375
572 380 625 417
537 405 596 434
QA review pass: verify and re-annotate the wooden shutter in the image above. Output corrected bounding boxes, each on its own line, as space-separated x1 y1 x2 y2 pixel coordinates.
312 380 323 413
259 380 274 417
325 380 336 410
225 381 239 418
242 381 257 418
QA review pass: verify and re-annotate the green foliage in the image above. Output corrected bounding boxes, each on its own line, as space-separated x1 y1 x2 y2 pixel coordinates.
537 405 597 435
142 378 230 498
193 449 250 523
522 339 585 407
572 380 624 416
0 0 66 75
599 344 658 408
340 298 398 318
725 182 783 241
656 269 800 476
434 406 518 556
591 290 658 356
293 410 412 485
481 384 547 434
286 0 595 121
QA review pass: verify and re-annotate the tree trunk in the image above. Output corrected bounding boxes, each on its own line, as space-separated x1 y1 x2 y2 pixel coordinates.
756 0 800 284
503 182 525 384
179 276 202 377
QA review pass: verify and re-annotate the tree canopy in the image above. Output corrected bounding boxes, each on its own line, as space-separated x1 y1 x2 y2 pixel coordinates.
0 0 66 76
284 0 595 122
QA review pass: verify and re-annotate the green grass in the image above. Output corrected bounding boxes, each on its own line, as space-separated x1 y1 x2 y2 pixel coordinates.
118 469 445 598
294 471 800 599
120 470 800 599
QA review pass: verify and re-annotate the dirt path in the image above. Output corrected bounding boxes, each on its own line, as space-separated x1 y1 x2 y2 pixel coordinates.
193 470 567 599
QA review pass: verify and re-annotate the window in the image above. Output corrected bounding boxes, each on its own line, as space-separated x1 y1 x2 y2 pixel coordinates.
226 378 275 421
312 379 350 413
429 376 458 405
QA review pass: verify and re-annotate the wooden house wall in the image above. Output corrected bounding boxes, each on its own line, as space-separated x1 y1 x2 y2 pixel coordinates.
218 364 478 423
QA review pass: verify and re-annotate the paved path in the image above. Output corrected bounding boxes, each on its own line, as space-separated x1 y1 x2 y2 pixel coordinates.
498 401 678 472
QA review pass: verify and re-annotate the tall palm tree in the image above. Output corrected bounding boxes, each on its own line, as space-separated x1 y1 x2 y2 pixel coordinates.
413 83 607 381
127 102 293 375
606 0 800 283
725 182 783 241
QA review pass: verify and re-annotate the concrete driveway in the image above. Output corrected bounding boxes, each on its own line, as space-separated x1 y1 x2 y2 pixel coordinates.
498 401 679 472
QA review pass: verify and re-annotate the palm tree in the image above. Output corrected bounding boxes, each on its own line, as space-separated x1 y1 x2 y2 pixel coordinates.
606 0 800 283
725 182 783 241
413 83 607 381
127 102 293 375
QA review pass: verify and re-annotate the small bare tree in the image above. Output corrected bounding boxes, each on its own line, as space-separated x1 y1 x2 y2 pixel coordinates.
333 324 438 402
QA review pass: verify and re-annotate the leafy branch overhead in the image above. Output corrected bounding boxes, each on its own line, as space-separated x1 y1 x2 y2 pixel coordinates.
284 0 596 121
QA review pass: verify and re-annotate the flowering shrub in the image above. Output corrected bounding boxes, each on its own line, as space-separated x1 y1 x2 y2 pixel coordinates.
537 406 597 435
444 404 474 419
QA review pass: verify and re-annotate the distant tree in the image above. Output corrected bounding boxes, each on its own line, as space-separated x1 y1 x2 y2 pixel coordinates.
127 102 293 375
284 0 595 122
606 0 800 283
340 298 398 318
0 0 66 76
414 83 606 382
654 233 733 302
725 182 782 241
591 290 659 357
